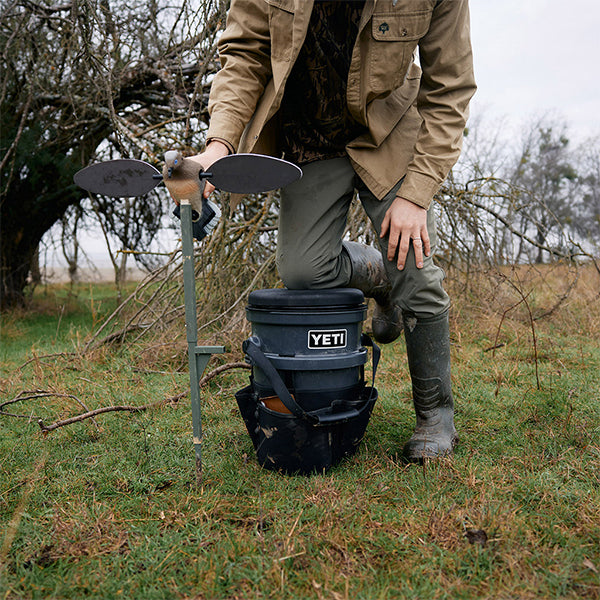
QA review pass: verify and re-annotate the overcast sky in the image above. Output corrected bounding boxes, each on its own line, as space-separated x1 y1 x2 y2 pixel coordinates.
469 0 600 142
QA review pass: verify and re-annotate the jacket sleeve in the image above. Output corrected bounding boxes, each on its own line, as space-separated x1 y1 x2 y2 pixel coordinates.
398 0 477 209
206 0 273 152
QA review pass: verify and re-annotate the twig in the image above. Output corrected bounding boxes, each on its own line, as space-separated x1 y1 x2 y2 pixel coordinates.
199 362 250 387
483 343 505 353
532 261 580 321
492 274 541 390
19 352 76 371
85 323 149 351
0 390 100 431
5 362 252 434
492 295 529 358
198 253 276 332
38 402 168 433
461 180 575 261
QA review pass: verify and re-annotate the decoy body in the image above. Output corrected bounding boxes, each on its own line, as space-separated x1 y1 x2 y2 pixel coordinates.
163 151 221 241
162 150 208 216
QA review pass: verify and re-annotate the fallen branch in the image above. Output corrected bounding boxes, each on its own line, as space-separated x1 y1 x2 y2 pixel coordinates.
37 402 167 433
1 362 252 434
483 343 506 353
18 352 76 371
84 323 149 351
0 390 100 431
199 361 250 387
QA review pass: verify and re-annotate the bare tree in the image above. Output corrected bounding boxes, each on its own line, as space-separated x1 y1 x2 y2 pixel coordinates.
434 116 600 270
0 0 228 307
60 204 84 284
572 136 600 254
508 122 579 263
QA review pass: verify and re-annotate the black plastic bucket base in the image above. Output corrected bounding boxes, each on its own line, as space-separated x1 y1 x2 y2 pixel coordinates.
235 383 377 475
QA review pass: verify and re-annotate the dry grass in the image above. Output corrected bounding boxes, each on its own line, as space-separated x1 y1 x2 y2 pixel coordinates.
1 267 599 599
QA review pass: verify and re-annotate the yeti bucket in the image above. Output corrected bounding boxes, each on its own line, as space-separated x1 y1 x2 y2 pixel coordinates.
235 288 379 475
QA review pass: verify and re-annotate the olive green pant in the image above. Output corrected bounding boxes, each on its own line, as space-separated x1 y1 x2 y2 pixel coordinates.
276 156 450 318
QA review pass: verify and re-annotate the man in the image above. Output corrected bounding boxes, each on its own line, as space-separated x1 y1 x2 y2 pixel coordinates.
166 0 476 461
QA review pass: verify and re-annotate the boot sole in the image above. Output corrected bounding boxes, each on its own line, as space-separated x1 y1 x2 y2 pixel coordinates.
402 433 459 463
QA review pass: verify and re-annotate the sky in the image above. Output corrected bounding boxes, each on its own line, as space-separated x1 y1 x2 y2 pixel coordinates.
46 0 600 273
469 0 600 142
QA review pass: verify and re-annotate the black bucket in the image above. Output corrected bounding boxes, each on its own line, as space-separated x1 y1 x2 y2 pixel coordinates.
235 288 379 475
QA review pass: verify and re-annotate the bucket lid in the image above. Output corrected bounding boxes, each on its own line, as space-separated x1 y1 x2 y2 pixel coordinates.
248 288 365 309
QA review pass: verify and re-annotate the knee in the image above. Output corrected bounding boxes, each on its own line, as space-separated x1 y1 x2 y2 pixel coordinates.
277 254 322 289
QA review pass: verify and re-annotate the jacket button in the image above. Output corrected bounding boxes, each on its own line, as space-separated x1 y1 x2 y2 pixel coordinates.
401 28 408 37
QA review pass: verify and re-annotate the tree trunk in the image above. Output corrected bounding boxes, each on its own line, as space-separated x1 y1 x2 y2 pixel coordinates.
1 178 82 308
536 225 545 264
30 245 42 286
1 241 33 309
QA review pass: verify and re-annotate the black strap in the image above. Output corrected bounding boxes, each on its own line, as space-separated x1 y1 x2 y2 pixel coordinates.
243 335 379 425
360 333 380 387
244 337 307 419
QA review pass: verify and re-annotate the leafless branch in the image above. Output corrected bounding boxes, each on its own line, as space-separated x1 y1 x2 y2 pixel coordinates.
1 362 251 434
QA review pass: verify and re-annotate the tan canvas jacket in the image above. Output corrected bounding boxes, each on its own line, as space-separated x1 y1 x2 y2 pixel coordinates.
206 0 476 209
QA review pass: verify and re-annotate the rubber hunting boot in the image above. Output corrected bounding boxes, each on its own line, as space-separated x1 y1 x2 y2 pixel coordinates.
402 309 458 461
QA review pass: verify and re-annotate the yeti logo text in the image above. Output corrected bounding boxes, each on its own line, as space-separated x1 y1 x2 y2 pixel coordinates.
308 329 347 349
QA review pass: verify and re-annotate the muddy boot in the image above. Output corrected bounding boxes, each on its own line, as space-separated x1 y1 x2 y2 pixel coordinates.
342 241 403 344
402 309 458 461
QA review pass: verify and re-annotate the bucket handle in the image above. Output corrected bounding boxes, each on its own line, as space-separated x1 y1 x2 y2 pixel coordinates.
360 333 380 387
243 335 379 425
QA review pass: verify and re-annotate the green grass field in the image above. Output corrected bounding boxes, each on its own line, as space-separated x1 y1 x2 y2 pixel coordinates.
1 272 599 599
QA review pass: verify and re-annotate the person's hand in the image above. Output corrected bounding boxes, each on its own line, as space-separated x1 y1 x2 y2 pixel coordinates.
197 140 230 199
380 196 431 270
165 140 230 205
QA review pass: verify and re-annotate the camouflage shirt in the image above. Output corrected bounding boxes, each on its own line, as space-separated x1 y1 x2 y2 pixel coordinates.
280 0 367 166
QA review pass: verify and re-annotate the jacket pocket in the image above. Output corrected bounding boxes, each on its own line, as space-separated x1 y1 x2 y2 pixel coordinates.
369 10 431 94
266 0 295 60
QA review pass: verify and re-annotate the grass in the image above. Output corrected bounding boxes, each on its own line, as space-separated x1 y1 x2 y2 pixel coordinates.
1 271 599 600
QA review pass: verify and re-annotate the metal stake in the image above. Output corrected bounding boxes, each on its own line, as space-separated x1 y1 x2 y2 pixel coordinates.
180 200 224 486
